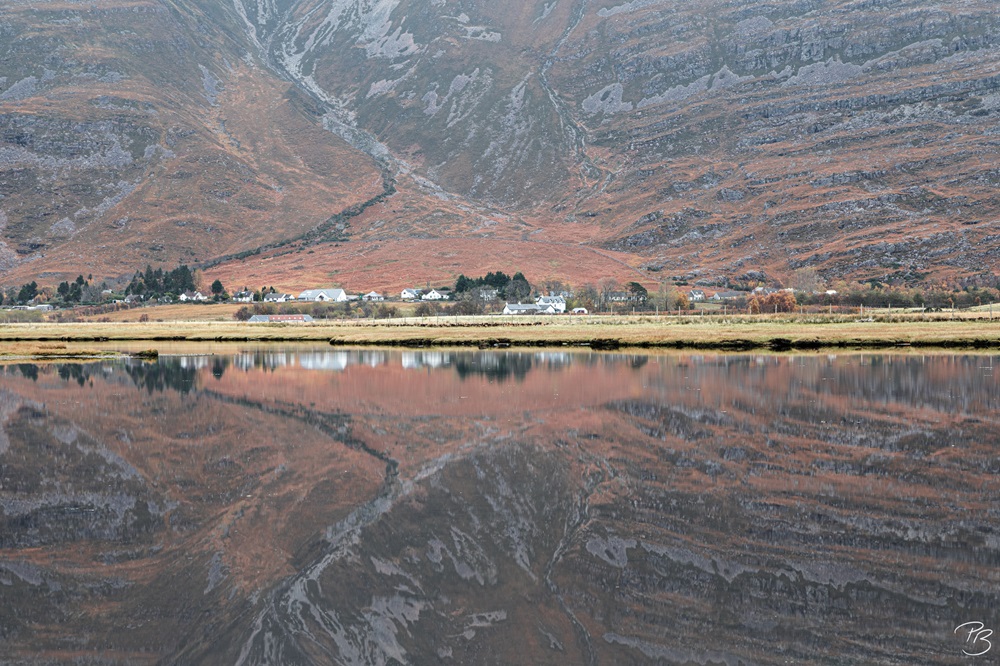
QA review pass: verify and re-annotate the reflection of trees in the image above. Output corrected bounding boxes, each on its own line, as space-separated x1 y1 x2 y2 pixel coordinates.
123 359 199 394
17 364 38 381
454 353 534 383
58 364 91 387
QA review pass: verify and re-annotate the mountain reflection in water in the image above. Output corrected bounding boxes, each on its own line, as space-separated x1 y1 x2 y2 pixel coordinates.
0 349 997 665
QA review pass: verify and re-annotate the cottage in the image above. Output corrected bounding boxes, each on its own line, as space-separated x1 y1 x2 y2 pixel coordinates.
178 291 207 302
233 290 254 303
479 287 499 302
689 289 706 302
535 295 567 313
362 291 384 302
503 302 556 315
710 290 749 301
401 288 422 300
263 292 295 303
421 289 447 301
297 288 348 302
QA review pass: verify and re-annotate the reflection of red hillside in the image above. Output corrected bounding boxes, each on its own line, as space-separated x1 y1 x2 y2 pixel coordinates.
0 352 997 663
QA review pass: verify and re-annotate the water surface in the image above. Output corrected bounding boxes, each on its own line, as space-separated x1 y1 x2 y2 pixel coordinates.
0 349 997 664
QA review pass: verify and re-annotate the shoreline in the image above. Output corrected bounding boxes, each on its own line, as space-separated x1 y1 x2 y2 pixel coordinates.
0 315 998 357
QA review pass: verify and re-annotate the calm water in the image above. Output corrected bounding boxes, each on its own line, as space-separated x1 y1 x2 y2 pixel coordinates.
0 348 998 665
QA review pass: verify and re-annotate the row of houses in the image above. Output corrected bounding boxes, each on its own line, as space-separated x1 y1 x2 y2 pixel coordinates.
501 295 589 316
251 287 452 304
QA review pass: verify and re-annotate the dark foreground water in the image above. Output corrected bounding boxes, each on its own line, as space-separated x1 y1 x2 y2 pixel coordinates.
0 348 998 665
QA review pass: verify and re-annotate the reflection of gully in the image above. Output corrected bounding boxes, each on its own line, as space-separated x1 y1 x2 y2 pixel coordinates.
955 622 993 656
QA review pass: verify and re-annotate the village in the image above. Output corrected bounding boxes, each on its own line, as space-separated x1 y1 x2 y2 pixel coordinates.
2 264 994 322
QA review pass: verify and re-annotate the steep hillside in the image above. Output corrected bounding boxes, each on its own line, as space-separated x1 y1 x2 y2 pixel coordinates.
2 0 999 288
0 0 384 280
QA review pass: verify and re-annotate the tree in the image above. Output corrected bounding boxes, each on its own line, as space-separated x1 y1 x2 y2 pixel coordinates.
626 281 649 302
450 295 484 316
598 278 620 308
506 272 531 302
233 306 253 321
454 274 474 294
573 284 599 312
17 281 37 303
211 279 225 296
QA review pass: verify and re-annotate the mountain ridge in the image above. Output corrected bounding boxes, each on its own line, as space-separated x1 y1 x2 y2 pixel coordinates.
1 0 998 290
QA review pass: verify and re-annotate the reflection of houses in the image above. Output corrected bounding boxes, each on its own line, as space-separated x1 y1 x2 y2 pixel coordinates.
503 303 557 315
362 291 384 302
264 292 295 303
248 314 315 323
689 289 706 302
179 356 210 370
297 288 348 302
178 291 207 302
535 295 566 313
421 289 447 301
299 352 350 371
401 288 422 300
401 351 450 370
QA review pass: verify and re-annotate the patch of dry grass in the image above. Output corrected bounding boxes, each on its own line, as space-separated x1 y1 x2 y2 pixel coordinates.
0 312 996 352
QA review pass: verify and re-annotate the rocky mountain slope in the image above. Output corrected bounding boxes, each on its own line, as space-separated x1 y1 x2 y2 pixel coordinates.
2 0 999 288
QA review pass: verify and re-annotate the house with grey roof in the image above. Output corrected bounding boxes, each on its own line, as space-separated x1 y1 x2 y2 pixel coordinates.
503 302 557 315
535 295 566 313
297 288 348 302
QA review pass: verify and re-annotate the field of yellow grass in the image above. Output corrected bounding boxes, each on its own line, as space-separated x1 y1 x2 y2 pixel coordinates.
0 311 997 357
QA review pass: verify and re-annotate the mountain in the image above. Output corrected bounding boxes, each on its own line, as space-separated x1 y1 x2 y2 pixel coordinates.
2 0 999 290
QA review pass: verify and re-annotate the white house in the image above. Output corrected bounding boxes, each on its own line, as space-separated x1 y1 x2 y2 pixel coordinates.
421 289 447 301
263 292 295 303
689 289 706 302
233 290 254 303
178 291 207 302
710 290 748 301
535 295 566 313
503 302 557 315
478 287 499 302
362 291 384 302
297 288 348 302
401 288 421 300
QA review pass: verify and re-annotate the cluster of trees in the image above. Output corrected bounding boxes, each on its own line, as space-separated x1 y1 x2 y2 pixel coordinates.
124 265 197 299
748 291 797 314
453 271 531 302
57 275 90 303
2 275 104 306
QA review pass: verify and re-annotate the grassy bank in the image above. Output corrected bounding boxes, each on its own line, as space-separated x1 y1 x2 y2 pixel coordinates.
0 313 998 356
